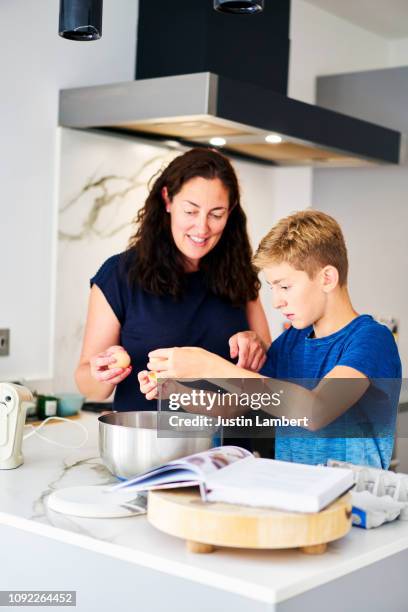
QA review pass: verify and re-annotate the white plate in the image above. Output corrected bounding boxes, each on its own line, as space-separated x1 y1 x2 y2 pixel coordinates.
47 485 146 518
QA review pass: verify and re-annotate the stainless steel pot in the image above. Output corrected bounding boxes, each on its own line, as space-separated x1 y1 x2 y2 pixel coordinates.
98 411 215 479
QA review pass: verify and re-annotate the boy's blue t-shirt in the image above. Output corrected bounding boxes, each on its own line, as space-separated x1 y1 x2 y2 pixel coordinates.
260 315 401 468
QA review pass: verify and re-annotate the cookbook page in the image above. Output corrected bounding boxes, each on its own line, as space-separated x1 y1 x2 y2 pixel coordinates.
205 457 353 512
109 446 252 494
166 445 252 476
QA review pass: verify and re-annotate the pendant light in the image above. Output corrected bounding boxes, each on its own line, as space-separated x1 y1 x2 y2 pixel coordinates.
59 0 103 41
214 0 265 14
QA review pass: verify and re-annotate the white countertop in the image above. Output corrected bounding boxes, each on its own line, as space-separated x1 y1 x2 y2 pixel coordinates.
1 411 408 605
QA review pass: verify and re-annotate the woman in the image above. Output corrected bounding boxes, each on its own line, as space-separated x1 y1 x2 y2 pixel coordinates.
75 148 271 411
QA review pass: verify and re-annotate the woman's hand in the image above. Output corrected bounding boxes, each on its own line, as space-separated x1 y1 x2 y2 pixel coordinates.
228 331 267 372
90 345 132 386
147 347 223 379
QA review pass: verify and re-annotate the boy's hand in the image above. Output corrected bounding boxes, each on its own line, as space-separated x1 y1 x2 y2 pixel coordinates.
147 347 222 379
138 370 158 400
229 331 267 371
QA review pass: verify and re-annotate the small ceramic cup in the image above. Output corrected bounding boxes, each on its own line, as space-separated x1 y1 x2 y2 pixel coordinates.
56 393 85 417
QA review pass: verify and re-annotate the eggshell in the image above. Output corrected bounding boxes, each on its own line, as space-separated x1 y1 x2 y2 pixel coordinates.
108 350 131 369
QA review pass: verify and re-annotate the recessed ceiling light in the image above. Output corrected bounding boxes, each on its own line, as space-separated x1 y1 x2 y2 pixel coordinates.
209 137 226 146
265 134 283 144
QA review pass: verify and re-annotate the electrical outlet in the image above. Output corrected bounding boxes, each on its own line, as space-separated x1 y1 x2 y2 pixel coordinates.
0 329 10 356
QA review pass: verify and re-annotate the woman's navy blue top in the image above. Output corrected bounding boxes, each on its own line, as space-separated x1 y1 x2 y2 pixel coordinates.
90 252 249 411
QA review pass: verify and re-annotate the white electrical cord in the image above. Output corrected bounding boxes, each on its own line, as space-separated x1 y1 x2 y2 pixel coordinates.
23 416 89 449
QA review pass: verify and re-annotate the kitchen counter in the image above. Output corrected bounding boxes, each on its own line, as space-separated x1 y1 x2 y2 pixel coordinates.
1 412 408 612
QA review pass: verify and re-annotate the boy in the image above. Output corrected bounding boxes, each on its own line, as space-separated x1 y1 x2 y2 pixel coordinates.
142 210 401 468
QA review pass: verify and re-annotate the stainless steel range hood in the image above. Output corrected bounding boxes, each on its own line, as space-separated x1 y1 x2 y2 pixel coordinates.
58 0 402 166
59 72 401 167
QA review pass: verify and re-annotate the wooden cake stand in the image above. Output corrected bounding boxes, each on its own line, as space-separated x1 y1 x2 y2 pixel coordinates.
148 488 352 555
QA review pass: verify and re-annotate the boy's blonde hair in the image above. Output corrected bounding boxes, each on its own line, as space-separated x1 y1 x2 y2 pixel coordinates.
253 209 348 286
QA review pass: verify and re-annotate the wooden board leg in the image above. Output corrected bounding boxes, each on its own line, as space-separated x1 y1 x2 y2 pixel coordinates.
301 543 327 555
186 540 215 554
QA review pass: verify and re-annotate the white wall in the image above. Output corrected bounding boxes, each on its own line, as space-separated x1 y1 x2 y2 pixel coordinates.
389 38 408 66
289 0 391 104
0 0 138 381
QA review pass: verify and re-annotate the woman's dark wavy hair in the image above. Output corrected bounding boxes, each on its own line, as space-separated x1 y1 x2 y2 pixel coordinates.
127 147 260 307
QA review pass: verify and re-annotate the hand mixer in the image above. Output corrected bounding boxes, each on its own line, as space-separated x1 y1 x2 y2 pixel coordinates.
0 382 33 469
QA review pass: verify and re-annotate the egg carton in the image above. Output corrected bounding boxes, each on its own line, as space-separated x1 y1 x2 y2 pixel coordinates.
327 459 408 520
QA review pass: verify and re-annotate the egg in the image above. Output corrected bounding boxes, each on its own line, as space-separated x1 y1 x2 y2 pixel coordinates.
108 350 131 369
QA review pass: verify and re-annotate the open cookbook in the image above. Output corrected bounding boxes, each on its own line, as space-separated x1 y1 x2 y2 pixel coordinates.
109 446 354 513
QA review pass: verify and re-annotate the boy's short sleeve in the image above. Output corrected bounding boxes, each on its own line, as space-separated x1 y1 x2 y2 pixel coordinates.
336 323 401 379
259 335 283 378
90 254 128 324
